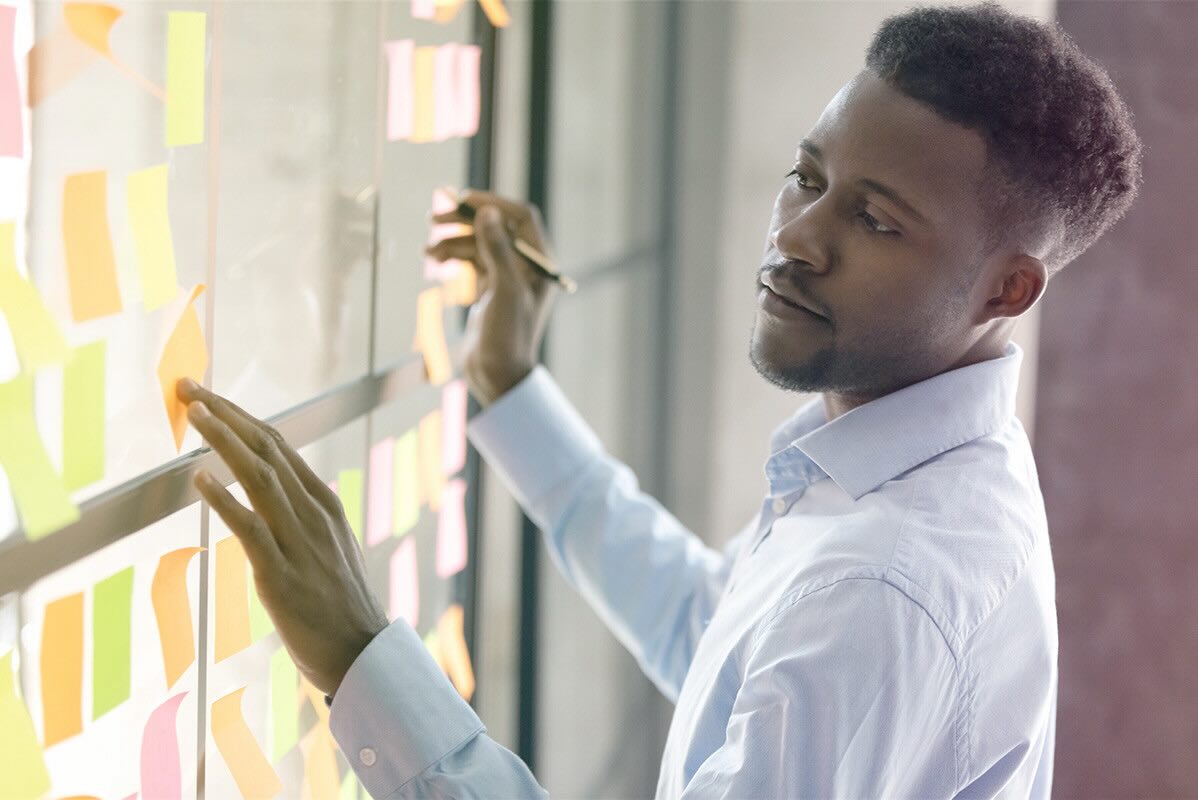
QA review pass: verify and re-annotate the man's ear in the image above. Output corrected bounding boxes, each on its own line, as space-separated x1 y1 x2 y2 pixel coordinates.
985 254 1046 321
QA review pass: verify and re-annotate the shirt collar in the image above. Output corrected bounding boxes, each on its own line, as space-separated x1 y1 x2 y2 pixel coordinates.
766 340 1024 501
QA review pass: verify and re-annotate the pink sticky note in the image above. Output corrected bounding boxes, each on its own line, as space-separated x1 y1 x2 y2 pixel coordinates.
366 437 395 546
411 0 436 19
423 255 465 283
432 186 458 214
435 478 468 578
384 40 414 141
441 379 468 476
432 42 458 142
1 6 21 157
389 536 419 627
140 691 187 800
455 45 481 138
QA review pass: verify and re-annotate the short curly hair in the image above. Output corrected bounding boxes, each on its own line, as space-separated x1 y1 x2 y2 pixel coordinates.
864 0 1143 280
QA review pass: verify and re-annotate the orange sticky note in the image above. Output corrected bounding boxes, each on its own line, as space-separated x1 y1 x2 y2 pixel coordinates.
40 591 84 746
28 24 101 107
418 410 444 511
433 0 464 24
215 536 252 662
211 687 283 799
437 604 475 702
63 170 123 322
0 650 52 799
477 0 510 27
298 675 329 726
414 286 452 385
152 545 204 688
301 723 339 800
157 284 208 451
63 3 122 57
441 260 478 306
410 46 435 143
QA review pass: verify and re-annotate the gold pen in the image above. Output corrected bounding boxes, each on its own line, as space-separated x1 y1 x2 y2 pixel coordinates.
452 199 578 294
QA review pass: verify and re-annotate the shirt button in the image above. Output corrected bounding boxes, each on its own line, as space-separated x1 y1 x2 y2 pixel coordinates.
771 497 788 515
359 747 377 767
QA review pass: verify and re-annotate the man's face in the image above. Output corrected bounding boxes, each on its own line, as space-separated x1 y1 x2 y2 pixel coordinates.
751 71 995 400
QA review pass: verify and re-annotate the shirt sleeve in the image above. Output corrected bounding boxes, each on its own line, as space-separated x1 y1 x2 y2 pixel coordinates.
329 617 548 799
467 365 746 701
680 577 962 799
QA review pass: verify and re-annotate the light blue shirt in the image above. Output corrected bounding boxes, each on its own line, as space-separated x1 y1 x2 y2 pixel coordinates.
329 339 1058 799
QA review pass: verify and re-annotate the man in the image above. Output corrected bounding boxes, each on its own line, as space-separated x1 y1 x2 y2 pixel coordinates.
178 2 1142 796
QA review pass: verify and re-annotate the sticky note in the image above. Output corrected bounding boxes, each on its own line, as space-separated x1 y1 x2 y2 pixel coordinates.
63 339 106 491
299 676 329 725
411 0 436 19
41 590 84 746
455 44 481 137
337 468 364 543
269 646 298 762
301 723 339 800
340 770 361 800
442 260 478 305
92 565 133 720
418 410 444 511
0 651 52 799
411 46 436 143
63 170 123 322
140 691 186 800
392 428 420 537
437 604 475 701
384 40 414 141
436 478 468 578
422 628 445 671
165 12 206 147
433 0 464 24
27 24 100 107
0 222 70 372
215 536 252 662
1 6 22 157
249 577 274 642
366 437 394 546
64 3 122 57
127 164 180 310
157 284 208 452
211 687 282 798
441 379 468 476
432 42 458 142
414 286 452 385
389 536 418 627
478 0 510 28
0 373 81 539
152 545 203 688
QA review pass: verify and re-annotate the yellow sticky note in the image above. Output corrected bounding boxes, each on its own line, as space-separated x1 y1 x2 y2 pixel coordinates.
414 286 452 386
0 373 81 539
418 410 444 512
0 221 69 372
437 604 475 702
211 687 283 798
127 164 180 310
442 261 478 306
0 651 52 800
40 590 84 746
152 545 204 688
433 0 465 25
62 339 106 491
63 3 122 56
269 646 298 763
477 0 511 28
165 12 206 147
392 428 420 537
215 536 252 662
411 46 436 143
157 284 208 452
63 170 123 322
340 770 361 800
337 468 363 543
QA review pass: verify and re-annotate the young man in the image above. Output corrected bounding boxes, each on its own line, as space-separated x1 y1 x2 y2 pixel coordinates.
179 2 1141 796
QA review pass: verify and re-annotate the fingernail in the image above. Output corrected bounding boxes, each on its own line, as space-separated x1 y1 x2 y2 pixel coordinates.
180 377 199 393
189 401 210 420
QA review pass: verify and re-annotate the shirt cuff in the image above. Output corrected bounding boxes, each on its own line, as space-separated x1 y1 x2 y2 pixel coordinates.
466 364 605 511
328 618 485 798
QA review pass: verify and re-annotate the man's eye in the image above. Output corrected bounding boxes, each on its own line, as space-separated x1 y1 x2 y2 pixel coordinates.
784 167 899 237
784 166 815 189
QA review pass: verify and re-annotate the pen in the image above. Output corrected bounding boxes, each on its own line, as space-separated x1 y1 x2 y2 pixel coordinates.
452 199 578 294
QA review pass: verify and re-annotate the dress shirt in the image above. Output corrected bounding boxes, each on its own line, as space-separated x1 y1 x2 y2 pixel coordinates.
329 339 1057 799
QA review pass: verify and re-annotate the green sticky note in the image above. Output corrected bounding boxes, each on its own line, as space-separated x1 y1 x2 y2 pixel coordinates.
165 12 206 147
0 222 69 372
337 468 364 543
0 650 52 799
340 769 360 800
248 573 274 642
269 646 298 762
0 373 80 539
92 565 133 719
392 429 420 538
62 339 106 491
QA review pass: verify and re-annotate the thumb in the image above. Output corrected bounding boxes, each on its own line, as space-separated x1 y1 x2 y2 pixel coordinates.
474 205 519 284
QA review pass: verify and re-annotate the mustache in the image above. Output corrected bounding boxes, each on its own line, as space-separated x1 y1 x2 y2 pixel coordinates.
758 259 830 319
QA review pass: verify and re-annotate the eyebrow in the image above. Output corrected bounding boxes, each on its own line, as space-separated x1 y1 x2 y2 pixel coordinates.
798 138 930 227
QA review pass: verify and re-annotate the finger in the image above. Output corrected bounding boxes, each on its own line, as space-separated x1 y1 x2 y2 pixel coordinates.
424 236 478 261
186 400 306 541
456 189 537 226
475 204 542 288
179 382 331 517
195 468 285 573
